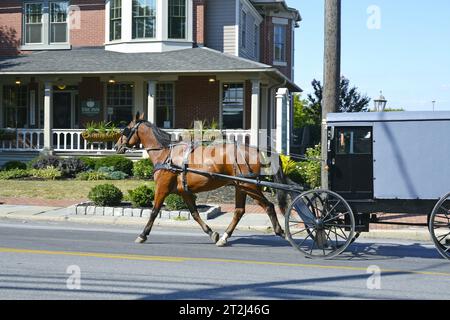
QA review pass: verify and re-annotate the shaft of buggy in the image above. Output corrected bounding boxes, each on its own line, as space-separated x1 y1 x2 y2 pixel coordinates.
185 168 305 194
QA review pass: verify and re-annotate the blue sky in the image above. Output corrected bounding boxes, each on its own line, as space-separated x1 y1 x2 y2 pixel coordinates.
289 0 450 111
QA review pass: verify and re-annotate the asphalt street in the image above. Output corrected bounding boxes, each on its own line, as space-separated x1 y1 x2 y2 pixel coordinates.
0 220 449 300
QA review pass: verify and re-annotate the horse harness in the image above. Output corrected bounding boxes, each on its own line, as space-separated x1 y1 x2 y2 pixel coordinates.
121 121 256 192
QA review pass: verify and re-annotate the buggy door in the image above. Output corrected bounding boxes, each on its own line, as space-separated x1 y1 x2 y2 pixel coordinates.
330 126 373 200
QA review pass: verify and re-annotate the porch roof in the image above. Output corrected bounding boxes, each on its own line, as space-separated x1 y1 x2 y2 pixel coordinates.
0 47 301 92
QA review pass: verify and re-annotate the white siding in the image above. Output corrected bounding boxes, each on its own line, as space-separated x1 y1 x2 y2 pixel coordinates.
205 0 237 55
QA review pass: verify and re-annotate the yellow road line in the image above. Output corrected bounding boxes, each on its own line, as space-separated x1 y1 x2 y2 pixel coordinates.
0 247 449 278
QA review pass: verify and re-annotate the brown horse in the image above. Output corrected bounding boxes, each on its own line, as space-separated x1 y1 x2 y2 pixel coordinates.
115 112 287 246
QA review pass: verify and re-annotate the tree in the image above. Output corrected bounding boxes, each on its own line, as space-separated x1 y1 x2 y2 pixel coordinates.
306 77 371 125
293 94 315 128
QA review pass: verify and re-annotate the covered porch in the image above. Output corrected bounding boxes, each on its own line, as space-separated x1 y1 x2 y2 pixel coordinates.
0 47 300 159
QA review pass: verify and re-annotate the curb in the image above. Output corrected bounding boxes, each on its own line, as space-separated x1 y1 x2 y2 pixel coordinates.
0 212 433 241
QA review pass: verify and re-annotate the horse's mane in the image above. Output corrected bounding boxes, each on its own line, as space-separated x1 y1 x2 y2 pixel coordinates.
142 121 172 148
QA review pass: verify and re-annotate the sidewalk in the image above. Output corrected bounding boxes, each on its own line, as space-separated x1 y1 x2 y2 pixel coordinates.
0 203 433 242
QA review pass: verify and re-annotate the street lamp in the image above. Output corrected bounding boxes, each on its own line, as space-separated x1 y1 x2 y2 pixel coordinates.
432 100 436 111
373 91 387 112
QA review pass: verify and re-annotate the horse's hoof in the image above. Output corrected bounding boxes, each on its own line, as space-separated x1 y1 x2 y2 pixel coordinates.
216 239 228 247
135 236 147 244
210 232 220 243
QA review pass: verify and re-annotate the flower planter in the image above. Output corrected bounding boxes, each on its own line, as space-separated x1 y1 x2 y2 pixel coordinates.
81 131 121 143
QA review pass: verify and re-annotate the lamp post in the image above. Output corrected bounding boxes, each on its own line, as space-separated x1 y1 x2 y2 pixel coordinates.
373 91 387 112
432 100 436 111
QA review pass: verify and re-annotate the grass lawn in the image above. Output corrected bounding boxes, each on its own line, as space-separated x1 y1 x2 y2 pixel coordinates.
0 179 155 200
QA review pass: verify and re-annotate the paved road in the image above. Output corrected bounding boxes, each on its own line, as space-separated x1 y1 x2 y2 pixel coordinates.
0 220 449 300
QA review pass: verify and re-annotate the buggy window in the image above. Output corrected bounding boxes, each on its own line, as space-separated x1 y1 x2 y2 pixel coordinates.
336 127 372 155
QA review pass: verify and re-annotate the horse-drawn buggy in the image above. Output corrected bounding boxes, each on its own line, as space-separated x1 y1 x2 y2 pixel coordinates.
116 111 450 260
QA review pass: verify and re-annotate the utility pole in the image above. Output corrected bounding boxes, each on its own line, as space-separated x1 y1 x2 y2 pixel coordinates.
321 0 341 189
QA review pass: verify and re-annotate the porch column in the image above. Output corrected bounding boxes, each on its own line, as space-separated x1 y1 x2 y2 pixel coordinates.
43 81 53 154
250 80 260 147
147 80 157 124
275 88 289 154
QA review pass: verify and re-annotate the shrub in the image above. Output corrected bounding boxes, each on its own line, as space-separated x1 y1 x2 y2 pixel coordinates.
132 159 154 179
0 169 31 180
165 194 195 211
88 184 123 206
76 171 109 181
30 155 60 170
2 161 27 171
95 155 133 176
59 158 87 178
127 185 155 208
29 167 62 180
77 156 98 170
97 166 128 180
297 144 321 189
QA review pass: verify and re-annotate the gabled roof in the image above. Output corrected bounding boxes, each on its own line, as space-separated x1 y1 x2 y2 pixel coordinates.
0 47 301 91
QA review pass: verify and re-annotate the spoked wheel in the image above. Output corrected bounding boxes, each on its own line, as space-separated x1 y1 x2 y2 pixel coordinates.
429 192 450 260
285 189 355 259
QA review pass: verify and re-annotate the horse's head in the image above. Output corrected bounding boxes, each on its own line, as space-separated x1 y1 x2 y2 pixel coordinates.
115 112 145 154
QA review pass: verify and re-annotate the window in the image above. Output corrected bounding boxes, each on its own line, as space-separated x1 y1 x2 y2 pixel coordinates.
3 85 28 128
336 128 372 155
107 83 133 124
241 11 247 48
50 2 68 43
222 83 244 129
25 3 43 44
133 0 156 39
110 0 122 41
274 24 286 62
168 0 186 39
156 83 174 129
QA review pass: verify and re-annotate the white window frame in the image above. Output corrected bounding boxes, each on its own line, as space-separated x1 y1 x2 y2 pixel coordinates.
132 0 157 39
155 82 175 128
22 0 70 50
110 0 122 41
274 24 287 63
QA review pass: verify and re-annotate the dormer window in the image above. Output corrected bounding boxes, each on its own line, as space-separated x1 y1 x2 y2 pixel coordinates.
168 0 186 39
110 0 122 41
132 0 156 39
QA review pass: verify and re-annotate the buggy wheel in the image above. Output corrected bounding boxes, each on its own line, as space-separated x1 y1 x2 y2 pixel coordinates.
429 192 450 260
285 189 355 259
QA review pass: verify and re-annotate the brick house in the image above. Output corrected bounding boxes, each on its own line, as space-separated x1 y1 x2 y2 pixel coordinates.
0 0 301 163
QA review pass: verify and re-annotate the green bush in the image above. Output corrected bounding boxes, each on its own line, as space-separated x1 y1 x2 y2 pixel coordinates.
29 167 62 180
2 161 27 171
97 166 128 180
95 155 133 176
77 156 98 170
132 159 154 179
0 169 31 180
88 184 123 206
127 185 155 208
76 171 109 181
297 144 321 189
165 194 195 211
29 155 60 169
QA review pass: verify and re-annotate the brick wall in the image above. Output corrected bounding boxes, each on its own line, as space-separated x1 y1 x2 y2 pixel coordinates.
0 0 22 55
174 76 220 129
193 0 205 46
70 1 105 47
259 16 293 80
0 0 104 56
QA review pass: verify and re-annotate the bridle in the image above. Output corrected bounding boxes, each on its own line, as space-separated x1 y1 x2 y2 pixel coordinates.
119 120 166 152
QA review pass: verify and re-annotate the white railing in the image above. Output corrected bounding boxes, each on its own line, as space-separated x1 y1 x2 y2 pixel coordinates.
0 128 251 153
0 129 44 151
